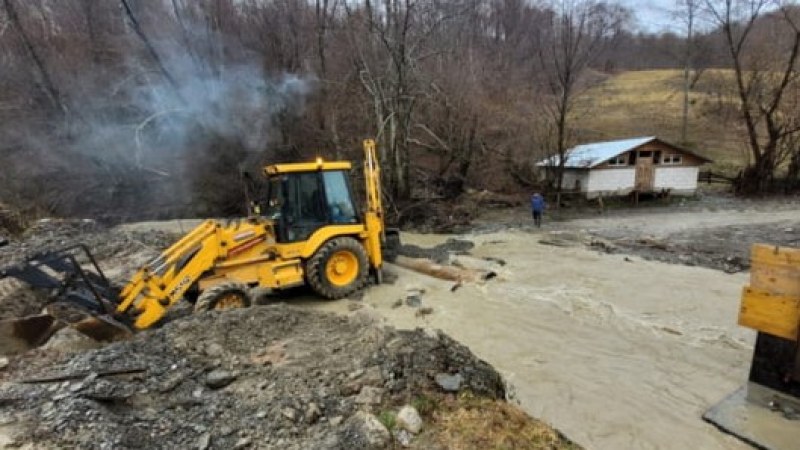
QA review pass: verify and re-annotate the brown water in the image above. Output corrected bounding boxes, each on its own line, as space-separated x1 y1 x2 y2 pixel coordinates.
312 230 755 450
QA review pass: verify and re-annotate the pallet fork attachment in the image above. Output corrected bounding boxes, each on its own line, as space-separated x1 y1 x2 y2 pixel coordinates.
0 245 132 353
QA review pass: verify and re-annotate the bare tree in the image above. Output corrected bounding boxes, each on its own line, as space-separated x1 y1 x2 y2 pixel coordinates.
536 0 628 204
678 0 700 143
2 0 68 115
705 0 800 193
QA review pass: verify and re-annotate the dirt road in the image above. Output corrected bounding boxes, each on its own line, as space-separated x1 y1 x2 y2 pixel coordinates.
311 205 800 450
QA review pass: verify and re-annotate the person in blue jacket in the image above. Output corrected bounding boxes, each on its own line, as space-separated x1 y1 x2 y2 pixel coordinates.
531 193 546 227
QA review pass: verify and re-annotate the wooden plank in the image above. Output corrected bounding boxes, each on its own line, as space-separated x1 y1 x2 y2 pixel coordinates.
738 286 800 341
750 244 800 297
17 366 146 384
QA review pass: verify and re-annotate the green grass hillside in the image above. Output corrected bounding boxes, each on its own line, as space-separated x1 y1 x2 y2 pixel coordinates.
574 69 748 172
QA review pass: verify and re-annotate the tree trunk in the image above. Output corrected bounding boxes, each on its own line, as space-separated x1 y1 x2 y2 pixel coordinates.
3 0 68 115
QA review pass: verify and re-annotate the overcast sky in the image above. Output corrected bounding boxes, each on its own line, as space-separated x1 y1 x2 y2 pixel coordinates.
620 0 685 34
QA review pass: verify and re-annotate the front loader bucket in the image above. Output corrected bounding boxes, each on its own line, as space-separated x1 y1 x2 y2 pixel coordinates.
47 302 132 342
0 314 63 355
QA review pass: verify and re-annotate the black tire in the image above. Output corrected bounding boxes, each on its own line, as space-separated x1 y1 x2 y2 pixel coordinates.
382 229 401 263
194 281 252 313
306 237 369 299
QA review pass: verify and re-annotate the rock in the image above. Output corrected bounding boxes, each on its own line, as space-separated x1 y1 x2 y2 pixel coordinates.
361 365 383 386
196 433 211 450
329 416 344 426
341 381 361 396
82 379 133 401
84 372 99 383
205 343 225 357
355 386 384 405
233 437 252 449
396 405 423 434
159 371 187 393
281 407 297 421
395 429 413 447
305 402 321 424
405 295 422 307
205 370 237 389
351 308 383 326
348 301 364 311
435 373 463 392
423 328 440 340
0 357 8 370
255 410 267 419
348 368 365 380
345 412 391 449
391 299 403 309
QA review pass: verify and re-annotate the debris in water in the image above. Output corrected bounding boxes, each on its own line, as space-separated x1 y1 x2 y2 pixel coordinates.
415 307 434 318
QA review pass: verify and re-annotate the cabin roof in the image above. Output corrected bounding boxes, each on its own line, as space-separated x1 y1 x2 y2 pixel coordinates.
537 136 712 169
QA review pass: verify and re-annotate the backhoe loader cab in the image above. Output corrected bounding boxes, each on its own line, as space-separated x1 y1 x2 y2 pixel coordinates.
263 163 360 243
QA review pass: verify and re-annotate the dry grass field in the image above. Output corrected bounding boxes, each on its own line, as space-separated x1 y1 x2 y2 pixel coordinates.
574 69 749 172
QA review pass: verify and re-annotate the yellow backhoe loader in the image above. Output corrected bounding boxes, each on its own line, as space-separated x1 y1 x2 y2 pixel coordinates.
704 244 800 450
0 139 400 350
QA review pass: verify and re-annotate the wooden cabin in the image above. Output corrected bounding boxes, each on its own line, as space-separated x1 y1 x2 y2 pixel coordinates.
538 136 712 199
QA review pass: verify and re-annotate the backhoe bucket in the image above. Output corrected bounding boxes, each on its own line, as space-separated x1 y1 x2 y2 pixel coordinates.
0 245 132 349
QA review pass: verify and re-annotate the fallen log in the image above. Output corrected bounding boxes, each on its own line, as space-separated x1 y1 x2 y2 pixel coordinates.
393 255 495 283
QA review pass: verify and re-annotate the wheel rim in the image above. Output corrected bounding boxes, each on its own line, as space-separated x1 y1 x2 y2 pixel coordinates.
325 250 359 287
214 292 246 310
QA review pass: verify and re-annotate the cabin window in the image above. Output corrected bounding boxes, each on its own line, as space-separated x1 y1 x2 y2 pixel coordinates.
662 154 683 165
628 151 637 165
608 155 626 166
639 150 652 157
654 151 661 164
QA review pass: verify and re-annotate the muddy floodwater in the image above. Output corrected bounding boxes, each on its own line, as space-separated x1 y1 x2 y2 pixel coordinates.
310 230 753 450
123 206 800 450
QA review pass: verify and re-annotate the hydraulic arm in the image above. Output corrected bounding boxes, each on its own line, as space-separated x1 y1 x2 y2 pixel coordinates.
118 218 274 329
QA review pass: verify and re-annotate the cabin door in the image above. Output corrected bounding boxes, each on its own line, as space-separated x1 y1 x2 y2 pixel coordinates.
634 151 654 191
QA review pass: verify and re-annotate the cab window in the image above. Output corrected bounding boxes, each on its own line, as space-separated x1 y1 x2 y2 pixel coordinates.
266 173 327 242
323 171 357 224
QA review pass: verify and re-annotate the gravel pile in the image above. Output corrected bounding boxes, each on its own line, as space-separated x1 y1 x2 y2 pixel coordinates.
589 222 800 273
0 305 505 449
